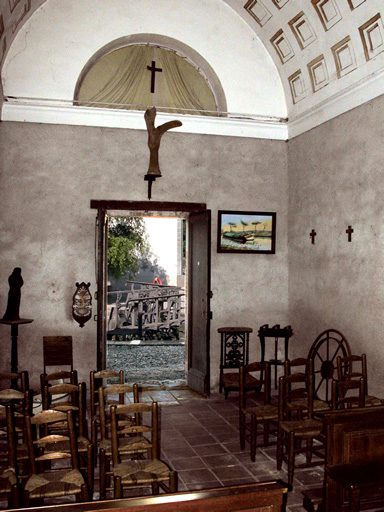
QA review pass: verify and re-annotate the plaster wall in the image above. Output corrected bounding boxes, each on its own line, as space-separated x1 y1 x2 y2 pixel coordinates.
0 121 288 391
288 93 384 398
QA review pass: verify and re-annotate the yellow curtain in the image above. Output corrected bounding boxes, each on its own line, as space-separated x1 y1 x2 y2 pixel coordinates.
77 45 218 115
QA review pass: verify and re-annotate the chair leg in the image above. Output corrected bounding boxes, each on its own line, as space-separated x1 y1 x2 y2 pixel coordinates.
10 484 19 508
306 438 313 464
80 483 90 502
99 448 106 499
114 475 122 499
276 429 283 470
152 482 160 494
288 431 295 486
239 411 246 450
250 414 257 462
264 421 270 446
169 471 178 493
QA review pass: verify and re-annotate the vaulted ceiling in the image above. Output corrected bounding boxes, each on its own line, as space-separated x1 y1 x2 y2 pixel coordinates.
0 0 383 139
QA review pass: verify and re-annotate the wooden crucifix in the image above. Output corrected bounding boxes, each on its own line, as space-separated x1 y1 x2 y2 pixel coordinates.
346 225 354 242
144 107 182 199
147 61 162 93
310 229 317 244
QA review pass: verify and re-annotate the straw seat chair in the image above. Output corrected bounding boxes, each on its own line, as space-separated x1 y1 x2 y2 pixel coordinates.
98 383 144 498
42 382 94 493
110 401 177 498
331 377 365 410
90 369 124 454
0 404 20 508
239 362 278 461
336 354 382 407
276 372 325 486
23 408 90 506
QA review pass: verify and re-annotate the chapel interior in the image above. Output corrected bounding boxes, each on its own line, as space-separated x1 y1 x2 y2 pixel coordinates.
0 0 384 511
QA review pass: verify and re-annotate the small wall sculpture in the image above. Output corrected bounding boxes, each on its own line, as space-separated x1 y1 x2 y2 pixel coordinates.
3 267 23 321
72 282 92 327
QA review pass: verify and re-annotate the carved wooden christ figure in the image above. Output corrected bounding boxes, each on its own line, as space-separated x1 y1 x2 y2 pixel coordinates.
144 106 182 199
3 267 23 321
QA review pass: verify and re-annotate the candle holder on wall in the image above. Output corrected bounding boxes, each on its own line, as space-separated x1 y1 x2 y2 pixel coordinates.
72 282 92 328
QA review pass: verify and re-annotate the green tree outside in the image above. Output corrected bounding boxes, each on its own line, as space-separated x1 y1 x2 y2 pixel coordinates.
108 216 150 279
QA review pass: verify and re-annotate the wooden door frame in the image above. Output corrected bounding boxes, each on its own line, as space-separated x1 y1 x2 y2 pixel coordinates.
91 199 207 371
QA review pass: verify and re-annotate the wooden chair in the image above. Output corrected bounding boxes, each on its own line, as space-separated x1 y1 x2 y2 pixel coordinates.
331 377 365 410
336 353 382 407
276 372 325 486
284 358 330 417
43 336 73 373
42 382 94 493
40 369 78 412
90 369 124 452
0 404 20 508
0 370 29 393
0 387 33 480
239 362 278 461
23 408 90 506
98 383 143 498
218 327 257 399
110 401 177 498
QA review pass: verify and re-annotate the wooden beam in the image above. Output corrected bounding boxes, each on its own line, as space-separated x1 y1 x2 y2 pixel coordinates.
90 200 206 213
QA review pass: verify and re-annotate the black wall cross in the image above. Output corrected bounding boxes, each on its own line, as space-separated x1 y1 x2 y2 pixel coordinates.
310 229 317 244
147 60 163 93
346 225 354 242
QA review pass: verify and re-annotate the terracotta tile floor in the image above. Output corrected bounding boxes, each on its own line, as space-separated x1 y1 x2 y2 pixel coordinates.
91 383 324 511
0 384 324 510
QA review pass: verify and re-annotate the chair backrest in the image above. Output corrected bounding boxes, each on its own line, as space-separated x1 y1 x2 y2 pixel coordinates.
98 383 139 440
110 400 158 466
0 370 29 393
239 362 270 410
278 372 315 421
284 358 313 401
25 408 79 476
0 404 17 473
331 377 365 410
337 354 368 393
90 369 124 420
0 387 33 416
43 382 87 437
40 370 78 409
43 336 73 373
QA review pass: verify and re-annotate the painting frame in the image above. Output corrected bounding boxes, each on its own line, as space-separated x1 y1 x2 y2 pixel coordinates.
217 210 276 254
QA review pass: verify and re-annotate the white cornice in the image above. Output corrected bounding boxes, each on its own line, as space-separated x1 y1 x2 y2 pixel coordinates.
0 99 289 140
2 68 384 140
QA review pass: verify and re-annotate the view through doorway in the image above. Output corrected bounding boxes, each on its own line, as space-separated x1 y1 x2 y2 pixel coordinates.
106 214 187 385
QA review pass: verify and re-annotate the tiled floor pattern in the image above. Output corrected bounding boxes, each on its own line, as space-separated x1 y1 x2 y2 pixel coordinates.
0 384 324 511
103 383 324 511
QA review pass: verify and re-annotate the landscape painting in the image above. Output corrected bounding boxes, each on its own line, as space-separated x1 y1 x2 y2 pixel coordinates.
217 210 276 254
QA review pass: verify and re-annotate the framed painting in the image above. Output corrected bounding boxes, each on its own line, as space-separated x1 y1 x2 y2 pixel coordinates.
217 210 276 254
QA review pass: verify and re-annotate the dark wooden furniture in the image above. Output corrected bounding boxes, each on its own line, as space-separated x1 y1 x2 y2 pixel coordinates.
9 481 288 511
23 409 90 506
336 354 382 407
0 404 20 508
258 324 293 389
302 406 384 512
277 372 325 486
110 401 177 498
218 327 256 398
239 361 278 461
43 336 73 373
0 319 33 387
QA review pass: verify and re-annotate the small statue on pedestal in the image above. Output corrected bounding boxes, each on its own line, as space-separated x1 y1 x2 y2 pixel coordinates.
3 267 23 321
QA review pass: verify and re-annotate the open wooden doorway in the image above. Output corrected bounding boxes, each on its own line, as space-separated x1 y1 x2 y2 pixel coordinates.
91 200 211 396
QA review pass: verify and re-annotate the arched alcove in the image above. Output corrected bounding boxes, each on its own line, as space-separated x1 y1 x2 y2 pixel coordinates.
74 34 227 116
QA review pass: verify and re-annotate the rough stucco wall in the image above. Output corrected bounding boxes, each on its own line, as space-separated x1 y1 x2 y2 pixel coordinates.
288 93 384 397
0 122 288 391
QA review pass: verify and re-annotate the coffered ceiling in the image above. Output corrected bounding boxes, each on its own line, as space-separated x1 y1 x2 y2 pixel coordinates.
0 0 383 139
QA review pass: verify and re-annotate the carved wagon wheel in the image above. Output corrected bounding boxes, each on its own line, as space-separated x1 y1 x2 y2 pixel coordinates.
308 329 351 403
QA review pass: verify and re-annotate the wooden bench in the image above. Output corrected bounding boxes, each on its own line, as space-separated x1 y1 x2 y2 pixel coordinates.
302 406 384 512
9 481 288 511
